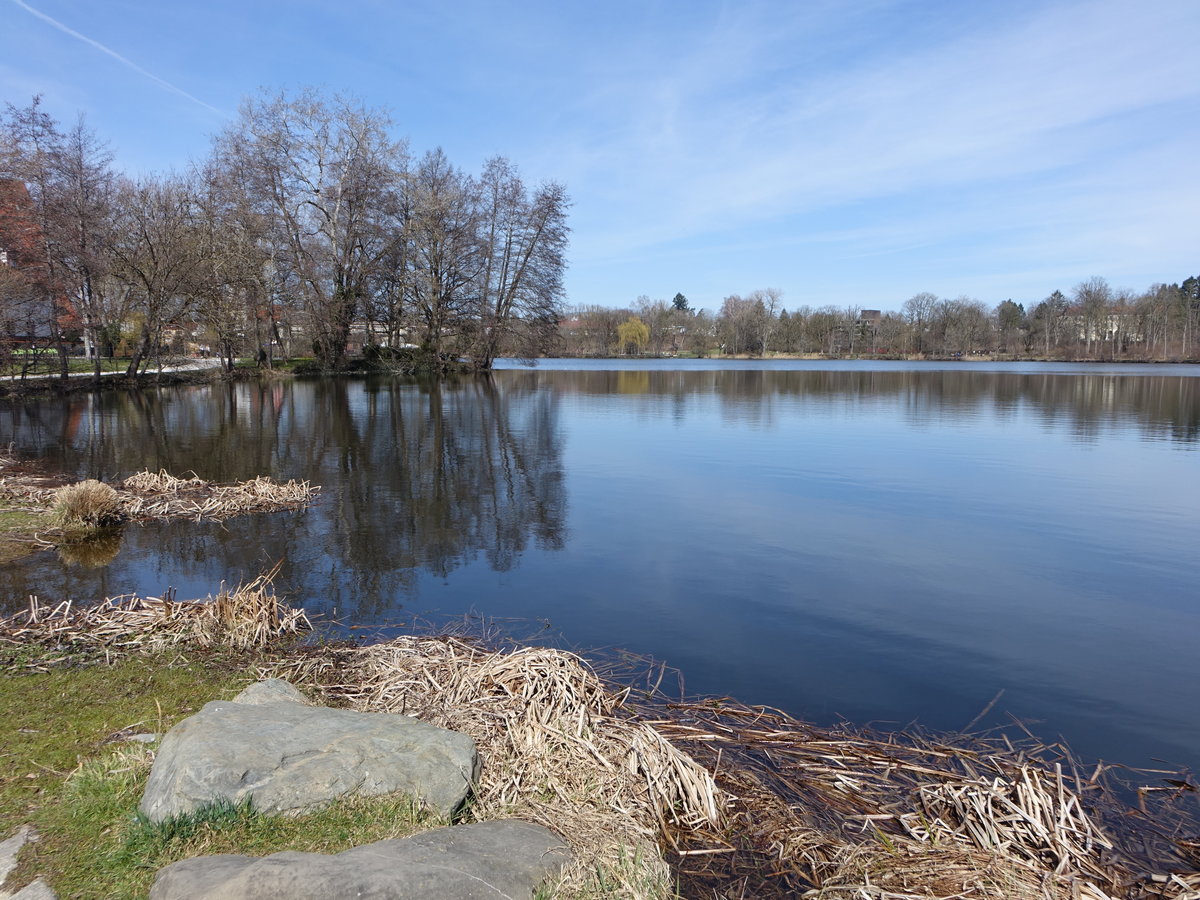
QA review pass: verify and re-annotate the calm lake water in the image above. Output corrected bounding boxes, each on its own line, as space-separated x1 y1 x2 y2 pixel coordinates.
2 359 1198 772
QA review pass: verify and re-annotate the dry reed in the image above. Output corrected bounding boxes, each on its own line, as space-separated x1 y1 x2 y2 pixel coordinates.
0 569 310 664
271 636 726 897
256 632 1199 900
118 469 318 521
50 480 123 528
637 696 1200 900
0 457 318 528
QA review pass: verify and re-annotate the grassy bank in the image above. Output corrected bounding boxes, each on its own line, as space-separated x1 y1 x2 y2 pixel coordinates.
0 643 449 898
0 507 43 564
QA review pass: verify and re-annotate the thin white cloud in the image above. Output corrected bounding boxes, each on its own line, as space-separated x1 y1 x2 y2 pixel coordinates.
559 0 1200 266
9 0 224 116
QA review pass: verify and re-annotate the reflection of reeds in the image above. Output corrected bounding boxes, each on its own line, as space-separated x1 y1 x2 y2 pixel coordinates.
57 528 123 567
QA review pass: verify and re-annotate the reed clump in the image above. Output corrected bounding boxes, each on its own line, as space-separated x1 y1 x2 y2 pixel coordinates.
50 480 123 529
0 457 319 530
118 469 318 520
0 571 310 666
640 697 1200 900
274 637 726 898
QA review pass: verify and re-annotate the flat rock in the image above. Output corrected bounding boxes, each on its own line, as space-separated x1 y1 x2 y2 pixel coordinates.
139 689 478 822
0 827 36 900
0 827 55 900
149 820 570 900
232 679 309 706
8 880 56 900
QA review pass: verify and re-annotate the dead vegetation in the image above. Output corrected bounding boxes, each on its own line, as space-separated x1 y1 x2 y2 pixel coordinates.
0 456 318 559
117 469 318 520
0 569 310 665
1 575 1196 900
260 635 1199 900
50 479 124 528
640 698 1200 900
270 636 726 896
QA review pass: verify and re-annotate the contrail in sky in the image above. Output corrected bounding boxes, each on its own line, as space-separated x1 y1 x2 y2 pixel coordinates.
10 0 224 116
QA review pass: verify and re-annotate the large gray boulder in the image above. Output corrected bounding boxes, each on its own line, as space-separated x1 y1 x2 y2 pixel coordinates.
231 678 310 706
139 685 478 822
148 820 571 900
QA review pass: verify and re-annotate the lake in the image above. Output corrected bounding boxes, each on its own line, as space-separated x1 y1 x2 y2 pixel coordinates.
2 359 1197 773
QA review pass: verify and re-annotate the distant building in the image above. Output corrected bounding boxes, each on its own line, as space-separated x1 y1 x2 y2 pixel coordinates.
346 320 410 353
0 179 61 346
1066 310 1144 344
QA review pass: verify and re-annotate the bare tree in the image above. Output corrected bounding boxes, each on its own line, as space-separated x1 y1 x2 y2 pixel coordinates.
50 115 116 381
211 89 407 367
902 292 939 355
191 162 278 370
405 148 478 358
107 175 205 375
1073 276 1113 356
748 288 783 354
469 157 568 368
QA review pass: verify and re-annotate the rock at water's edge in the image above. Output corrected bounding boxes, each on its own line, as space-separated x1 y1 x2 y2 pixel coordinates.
232 679 309 706
139 689 478 821
149 820 571 900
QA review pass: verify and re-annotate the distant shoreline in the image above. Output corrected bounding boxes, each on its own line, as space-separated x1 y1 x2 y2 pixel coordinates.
1 352 1195 399
538 351 1199 364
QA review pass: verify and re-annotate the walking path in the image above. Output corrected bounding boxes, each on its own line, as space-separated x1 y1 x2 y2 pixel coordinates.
0 358 223 384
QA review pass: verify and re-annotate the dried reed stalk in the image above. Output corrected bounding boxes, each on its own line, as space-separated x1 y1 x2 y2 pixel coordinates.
0 457 318 527
272 636 727 897
641 697 1199 900
0 569 309 662
118 469 318 521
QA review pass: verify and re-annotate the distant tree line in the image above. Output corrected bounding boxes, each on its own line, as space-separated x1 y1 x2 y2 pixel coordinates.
562 278 1200 361
0 90 569 379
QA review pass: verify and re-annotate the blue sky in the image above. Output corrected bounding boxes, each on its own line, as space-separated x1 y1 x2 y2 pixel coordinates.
3 0 1197 314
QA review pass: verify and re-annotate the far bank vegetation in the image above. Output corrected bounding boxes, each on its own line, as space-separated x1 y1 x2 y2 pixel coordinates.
562 280 1200 360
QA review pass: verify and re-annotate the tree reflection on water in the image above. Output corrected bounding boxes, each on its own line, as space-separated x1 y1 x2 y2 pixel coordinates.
0 375 567 618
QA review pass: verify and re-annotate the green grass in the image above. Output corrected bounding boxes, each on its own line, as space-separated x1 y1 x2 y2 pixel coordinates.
0 650 251 895
65 359 127 374
0 648 445 898
53 761 436 899
0 505 47 564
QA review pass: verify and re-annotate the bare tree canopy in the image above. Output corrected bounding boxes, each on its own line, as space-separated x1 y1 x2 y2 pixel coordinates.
0 88 571 377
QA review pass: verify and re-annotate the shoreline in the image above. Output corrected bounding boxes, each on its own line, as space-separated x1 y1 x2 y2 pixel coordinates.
1 351 1195 396
1 588 1198 899
0 464 1198 897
